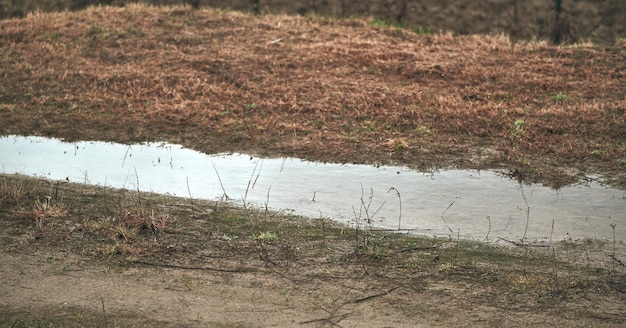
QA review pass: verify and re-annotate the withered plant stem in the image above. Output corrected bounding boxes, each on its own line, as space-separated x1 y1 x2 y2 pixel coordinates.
388 187 402 231
485 215 491 241
211 161 230 201
519 182 530 243
549 219 555 249
133 166 142 210
440 201 454 233
186 176 195 217
101 298 108 328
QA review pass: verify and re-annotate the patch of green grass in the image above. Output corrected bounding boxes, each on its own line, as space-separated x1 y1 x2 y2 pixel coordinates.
591 149 605 158
252 231 278 243
369 19 430 34
551 93 567 103
511 118 525 137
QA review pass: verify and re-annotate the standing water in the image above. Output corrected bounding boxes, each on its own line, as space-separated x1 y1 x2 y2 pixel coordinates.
1 135 624 242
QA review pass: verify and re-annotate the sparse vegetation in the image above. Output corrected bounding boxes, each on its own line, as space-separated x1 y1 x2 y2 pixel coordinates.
251 231 278 243
0 173 624 326
552 93 568 103
0 3 625 327
369 18 430 35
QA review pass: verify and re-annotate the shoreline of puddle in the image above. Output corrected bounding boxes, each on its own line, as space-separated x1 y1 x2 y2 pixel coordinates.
1 135 624 243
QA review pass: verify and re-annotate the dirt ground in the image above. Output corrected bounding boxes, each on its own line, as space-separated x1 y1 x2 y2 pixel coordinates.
0 4 625 327
1 175 625 327
1 249 621 327
1 247 429 327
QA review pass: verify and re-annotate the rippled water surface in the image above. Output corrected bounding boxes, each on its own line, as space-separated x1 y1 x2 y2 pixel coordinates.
1 135 624 242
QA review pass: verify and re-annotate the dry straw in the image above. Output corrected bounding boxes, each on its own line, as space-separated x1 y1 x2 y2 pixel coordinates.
1 4 624 187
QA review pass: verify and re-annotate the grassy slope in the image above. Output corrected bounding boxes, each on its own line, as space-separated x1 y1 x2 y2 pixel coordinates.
2 0 625 44
1 5 625 188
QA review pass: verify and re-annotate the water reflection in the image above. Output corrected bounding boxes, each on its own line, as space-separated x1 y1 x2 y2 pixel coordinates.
1 135 624 242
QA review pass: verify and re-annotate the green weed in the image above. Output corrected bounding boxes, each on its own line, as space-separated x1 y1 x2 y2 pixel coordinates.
416 125 431 135
252 231 278 243
369 19 430 34
512 118 525 136
552 93 567 103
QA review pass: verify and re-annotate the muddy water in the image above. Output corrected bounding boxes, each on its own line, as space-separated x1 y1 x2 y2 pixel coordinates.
1 135 624 242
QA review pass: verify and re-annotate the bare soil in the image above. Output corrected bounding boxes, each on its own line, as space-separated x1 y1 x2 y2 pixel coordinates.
0 4 625 327
1 174 625 327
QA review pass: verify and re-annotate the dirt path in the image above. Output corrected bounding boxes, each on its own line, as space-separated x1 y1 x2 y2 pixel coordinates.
1 250 430 327
4 241 622 327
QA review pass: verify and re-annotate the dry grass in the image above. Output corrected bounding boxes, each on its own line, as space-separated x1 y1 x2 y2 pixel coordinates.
1 173 625 326
82 205 176 255
0 173 175 255
0 4 624 189
29 196 68 228
0 178 26 207
1 7 624 325
0 178 68 228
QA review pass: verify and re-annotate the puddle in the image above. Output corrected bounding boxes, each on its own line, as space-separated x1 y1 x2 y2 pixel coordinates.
1 135 624 242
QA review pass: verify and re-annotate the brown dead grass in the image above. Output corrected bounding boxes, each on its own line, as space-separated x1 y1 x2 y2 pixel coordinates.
0 4 625 188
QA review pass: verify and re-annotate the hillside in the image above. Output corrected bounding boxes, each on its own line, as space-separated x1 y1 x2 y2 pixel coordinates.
0 4 625 188
2 0 625 44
